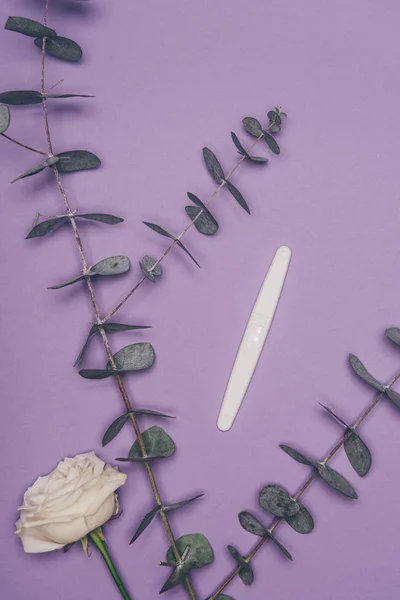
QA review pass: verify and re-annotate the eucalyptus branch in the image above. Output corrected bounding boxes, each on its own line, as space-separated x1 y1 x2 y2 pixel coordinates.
1 133 47 155
207 359 400 600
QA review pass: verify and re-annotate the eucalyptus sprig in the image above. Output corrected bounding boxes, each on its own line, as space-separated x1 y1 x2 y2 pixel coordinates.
2 1 287 599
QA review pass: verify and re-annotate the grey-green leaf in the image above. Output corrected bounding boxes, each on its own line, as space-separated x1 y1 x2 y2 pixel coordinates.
265 530 293 561
34 35 82 62
0 104 10 134
48 275 84 290
109 342 155 372
224 180 250 214
238 511 267 537
285 503 314 534
143 222 200 267
259 484 300 518
318 402 349 428
160 563 189 594
90 255 130 277
227 546 253 585
386 388 400 408
56 150 101 173
349 354 385 392
317 463 358 499
5 16 56 38
166 533 214 570
242 117 263 137
164 493 204 513
0 90 43 105
77 213 124 225
231 132 267 163
78 369 117 379
129 426 175 460
279 444 317 467
42 93 94 100
11 155 59 183
202 147 225 184
185 206 219 236
102 412 132 446
139 255 163 282
267 110 282 126
263 131 280 155
26 216 68 239
344 429 371 477
386 327 400 346
187 192 219 234
130 505 161 544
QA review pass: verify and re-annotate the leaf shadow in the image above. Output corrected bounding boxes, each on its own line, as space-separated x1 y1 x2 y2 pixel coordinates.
19 0 99 18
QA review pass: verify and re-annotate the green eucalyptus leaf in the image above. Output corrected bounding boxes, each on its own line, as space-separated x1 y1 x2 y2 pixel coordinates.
238 511 267 537
267 110 282 126
386 388 400 408
187 192 219 234
344 429 371 477
129 426 176 460
26 216 68 239
185 205 219 236
316 463 358 499
270 123 281 133
42 93 94 100
263 131 280 155
143 222 200 267
385 327 400 346
48 274 85 289
102 412 133 446
139 255 163 282
259 484 300 518
89 255 130 276
5 16 56 38
78 368 117 379
34 35 82 62
0 104 10 134
349 354 385 392
285 503 314 534
265 530 293 561
164 493 204 513
11 155 59 183
159 563 189 594
231 132 267 163
214 596 234 600
166 534 214 570
133 408 175 418
56 150 101 173
108 342 155 372
0 90 43 105
202 147 225 184
76 213 124 225
319 402 349 428
224 180 250 214
227 546 253 585
242 116 263 137
279 444 317 467
130 504 161 544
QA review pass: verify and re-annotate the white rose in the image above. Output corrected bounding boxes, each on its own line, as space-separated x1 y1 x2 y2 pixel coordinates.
16 452 127 553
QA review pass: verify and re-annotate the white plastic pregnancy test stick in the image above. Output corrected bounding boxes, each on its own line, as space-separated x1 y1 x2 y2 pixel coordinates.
217 245 292 431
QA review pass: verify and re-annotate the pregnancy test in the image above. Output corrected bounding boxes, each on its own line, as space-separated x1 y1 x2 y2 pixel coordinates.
217 245 292 431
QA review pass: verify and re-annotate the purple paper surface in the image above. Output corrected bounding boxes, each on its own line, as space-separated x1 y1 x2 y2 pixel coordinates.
1 1 400 598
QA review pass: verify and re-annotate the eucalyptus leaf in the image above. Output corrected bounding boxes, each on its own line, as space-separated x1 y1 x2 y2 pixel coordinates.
166 533 214 569
186 192 219 235
265 530 293 561
56 150 101 173
11 155 59 183
77 213 124 225
164 493 204 513
139 255 163 282
231 132 267 163
385 327 400 346
133 408 175 418
227 546 253 585
224 180 250 214
5 16 56 38
143 222 200 267
318 402 349 428
263 131 280 155
344 429 371 477
267 110 282 126
0 90 43 105
130 504 161 544
79 368 118 379
238 511 267 537
242 117 263 138
285 503 314 534
279 444 316 467
34 35 82 62
214 596 234 599
48 275 85 290
26 216 68 239
128 426 176 460
185 205 218 236
259 484 300 518
316 463 358 499
160 563 189 594
89 255 130 276
108 342 155 372
349 354 385 392
102 412 133 446
202 147 225 184
0 104 10 134
42 93 94 100
386 388 400 408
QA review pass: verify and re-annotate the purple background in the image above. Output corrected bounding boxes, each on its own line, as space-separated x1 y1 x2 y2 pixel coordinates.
1 0 400 598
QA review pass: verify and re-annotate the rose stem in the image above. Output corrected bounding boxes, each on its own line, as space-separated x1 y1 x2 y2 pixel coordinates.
207 370 400 600
38 1 197 598
89 530 132 600
101 131 268 324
